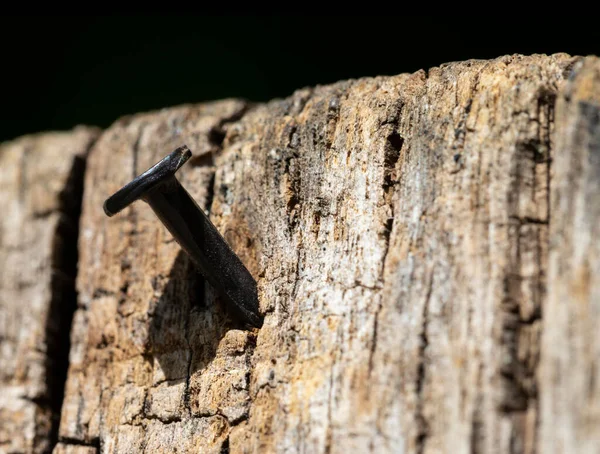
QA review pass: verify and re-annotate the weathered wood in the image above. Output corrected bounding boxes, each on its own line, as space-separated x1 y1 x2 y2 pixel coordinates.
58 101 249 453
2 53 600 454
52 52 598 454
0 128 98 454
540 57 600 454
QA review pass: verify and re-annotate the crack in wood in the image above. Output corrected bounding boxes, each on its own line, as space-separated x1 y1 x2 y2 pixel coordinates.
415 267 434 454
45 139 97 453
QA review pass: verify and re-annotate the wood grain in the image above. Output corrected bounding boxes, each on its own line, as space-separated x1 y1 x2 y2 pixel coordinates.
3 53 600 454
540 56 600 454
0 128 98 453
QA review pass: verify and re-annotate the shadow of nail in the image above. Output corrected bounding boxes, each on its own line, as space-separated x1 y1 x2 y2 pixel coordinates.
147 250 231 384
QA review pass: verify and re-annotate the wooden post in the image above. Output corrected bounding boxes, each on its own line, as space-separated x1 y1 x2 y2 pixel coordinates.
1 54 599 454
0 128 98 453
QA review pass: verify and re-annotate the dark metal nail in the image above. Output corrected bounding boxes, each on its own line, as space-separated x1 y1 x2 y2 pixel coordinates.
103 145 263 328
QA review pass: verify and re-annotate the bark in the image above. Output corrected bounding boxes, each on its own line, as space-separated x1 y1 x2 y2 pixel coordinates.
1 53 600 454
0 128 99 453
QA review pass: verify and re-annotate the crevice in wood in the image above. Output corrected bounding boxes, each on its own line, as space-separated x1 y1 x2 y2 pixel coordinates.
508 215 549 226
367 301 381 379
544 96 555 235
371 117 404 382
415 268 434 454
380 100 404 269
220 435 230 454
280 124 302 234
382 129 403 208
92 288 116 299
208 102 251 153
208 127 227 149
205 171 216 216
45 136 96 453
138 411 184 425
58 436 101 449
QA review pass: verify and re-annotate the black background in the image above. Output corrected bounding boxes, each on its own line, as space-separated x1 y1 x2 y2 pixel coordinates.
1 16 598 142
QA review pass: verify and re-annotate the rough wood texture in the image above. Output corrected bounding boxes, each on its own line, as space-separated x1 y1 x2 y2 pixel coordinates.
2 53 600 454
58 101 249 453
0 128 98 454
53 52 593 454
540 57 600 454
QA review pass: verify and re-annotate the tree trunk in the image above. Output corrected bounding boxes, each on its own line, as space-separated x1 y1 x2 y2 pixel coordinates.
1 53 599 454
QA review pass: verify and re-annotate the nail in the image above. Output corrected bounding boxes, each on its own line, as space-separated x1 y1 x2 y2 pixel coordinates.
103 145 263 328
